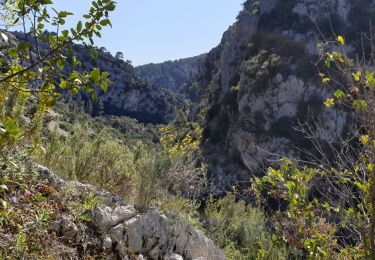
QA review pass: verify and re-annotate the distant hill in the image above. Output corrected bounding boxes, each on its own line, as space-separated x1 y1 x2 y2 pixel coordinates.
135 54 206 92
11 31 182 125
73 44 184 124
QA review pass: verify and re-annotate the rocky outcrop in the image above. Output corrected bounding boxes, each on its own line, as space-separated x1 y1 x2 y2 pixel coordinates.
135 55 206 92
192 0 373 192
37 165 224 260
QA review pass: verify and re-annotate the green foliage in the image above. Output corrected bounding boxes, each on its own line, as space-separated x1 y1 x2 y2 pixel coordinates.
253 161 338 258
250 33 375 259
204 194 291 259
0 0 116 166
159 194 203 228
38 117 207 212
0 1 118 256
39 125 139 197
0 162 112 258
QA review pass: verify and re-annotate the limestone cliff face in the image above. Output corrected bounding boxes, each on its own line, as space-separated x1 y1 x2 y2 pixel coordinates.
195 0 373 192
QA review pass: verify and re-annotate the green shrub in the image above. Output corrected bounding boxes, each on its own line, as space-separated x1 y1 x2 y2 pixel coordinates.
39 125 139 197
204 194 291 259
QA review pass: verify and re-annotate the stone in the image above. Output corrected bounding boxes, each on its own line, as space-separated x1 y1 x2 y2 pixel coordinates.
124 209 225 260
93 205 136 232
60 215 78 242
35 167 224 259
165 253 184 260
124 217 143 252
109 223 125 242
103 235 112 249
149 246 162 259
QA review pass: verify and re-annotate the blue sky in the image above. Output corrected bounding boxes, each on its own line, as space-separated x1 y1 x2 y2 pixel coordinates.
48 0 244 66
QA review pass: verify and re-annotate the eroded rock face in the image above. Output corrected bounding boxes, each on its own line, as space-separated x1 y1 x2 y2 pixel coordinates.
37 166 224 260
194 0 370 191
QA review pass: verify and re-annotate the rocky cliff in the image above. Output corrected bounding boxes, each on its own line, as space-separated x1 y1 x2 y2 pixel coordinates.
37 165 224 259
135 55 206 92
193 0 374 192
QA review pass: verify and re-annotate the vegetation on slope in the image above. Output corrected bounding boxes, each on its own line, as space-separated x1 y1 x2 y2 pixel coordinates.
2 0 375 259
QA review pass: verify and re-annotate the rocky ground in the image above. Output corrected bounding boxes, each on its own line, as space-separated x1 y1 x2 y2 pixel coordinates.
1 164 224 259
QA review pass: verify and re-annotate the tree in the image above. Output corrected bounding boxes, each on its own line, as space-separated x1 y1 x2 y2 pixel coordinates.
253 34 375 258
115 51 124 60
0 0 116 163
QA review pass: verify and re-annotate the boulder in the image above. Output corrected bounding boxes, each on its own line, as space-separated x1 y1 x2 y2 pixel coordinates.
93 205 136 232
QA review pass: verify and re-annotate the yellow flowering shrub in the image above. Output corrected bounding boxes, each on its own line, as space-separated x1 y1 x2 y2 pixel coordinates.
160 125 202 159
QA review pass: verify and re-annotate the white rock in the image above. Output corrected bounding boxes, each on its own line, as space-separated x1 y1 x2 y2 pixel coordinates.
109 223 125 242
103 235 112 249
165 253 184 260
93 205 136 232
124 209 225 260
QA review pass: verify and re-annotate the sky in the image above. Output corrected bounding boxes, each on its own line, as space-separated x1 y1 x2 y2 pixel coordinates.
47 0 244 66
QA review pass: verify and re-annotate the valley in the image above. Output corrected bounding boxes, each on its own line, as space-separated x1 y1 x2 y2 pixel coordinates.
0 0 374 259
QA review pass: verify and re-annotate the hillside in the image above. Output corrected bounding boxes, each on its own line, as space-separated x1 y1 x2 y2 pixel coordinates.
73 45 184 124
135 54 206 92
191 0 370 192
12 31 183 125
2 0 375 259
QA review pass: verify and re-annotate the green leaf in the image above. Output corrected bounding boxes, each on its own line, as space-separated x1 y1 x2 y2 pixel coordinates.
106 2 116 11
354 181 365 192
60 80 68 89
101 82 108 92
8 48 17 58
18 42 29 51
102 71 109 79
100 19 111 27
366 71 375 89
1 200 9 209
352 71 361 82
62 30 69 37
337 35 345 46
322 77 331 84
92 92 97 101
40 0 53 4
57 59 65 70
77 21 82 32
90 68 100 82
333 89 346 100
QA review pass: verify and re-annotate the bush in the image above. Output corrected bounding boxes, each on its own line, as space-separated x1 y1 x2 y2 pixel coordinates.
39 125 138 197
204 194 291 259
